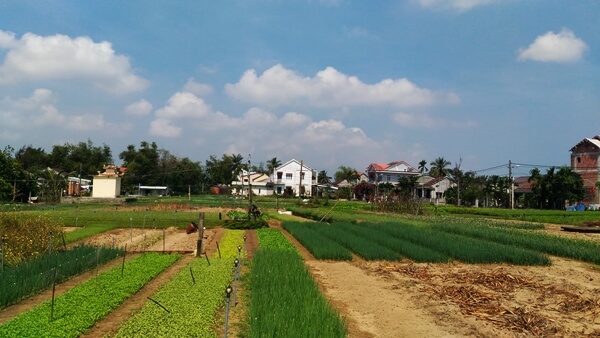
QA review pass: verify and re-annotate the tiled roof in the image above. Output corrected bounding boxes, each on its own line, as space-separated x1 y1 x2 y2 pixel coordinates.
571 136 600 151
423 176 447 187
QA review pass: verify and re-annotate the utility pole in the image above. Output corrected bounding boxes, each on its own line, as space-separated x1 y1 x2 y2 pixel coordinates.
509 160 514 209
248 154 253 216
298 160 303 200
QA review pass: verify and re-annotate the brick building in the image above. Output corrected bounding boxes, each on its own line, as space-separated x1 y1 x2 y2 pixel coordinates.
570 135 600 204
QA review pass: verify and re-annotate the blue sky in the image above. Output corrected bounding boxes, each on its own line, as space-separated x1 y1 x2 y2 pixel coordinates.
0 0 598 177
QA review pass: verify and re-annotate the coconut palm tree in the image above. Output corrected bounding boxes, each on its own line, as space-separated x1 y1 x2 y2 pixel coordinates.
266 157 282 175
418 160 428 174
429 157 451 178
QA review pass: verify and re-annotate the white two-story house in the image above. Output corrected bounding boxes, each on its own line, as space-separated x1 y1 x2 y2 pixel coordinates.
272 159 317 197
366 161 420 185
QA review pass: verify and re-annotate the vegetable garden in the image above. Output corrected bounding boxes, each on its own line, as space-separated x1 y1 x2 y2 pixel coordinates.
1 196 600 337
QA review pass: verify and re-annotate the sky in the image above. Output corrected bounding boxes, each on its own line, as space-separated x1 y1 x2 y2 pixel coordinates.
0 0 598 177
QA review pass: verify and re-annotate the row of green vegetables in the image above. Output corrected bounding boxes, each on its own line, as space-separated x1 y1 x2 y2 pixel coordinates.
0 252 180 338
283 220 600 265
115 230 245 337
1 244 124 309
252 229 347 337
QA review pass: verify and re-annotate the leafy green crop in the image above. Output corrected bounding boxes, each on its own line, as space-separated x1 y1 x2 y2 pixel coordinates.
116 229 246 337
0 244 124 308
0 253 180 338
250 249 347 337
115 258 232 338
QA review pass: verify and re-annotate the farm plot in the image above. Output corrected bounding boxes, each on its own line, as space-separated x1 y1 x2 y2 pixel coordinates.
114 230 245 338
1 244 124 309
251 228 347 337
284 221 551 265
274 218 600 337
0 252 180 338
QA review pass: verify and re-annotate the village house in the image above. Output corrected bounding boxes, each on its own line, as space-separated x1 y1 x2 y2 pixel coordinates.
570 135 600 204
272 159 317 197
366 161 421 185
231 171 274 196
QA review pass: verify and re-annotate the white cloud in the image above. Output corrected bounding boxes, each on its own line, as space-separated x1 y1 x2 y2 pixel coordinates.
225 64 459 108
393 112 477 128
149 118 182 137
0 89 111 142
183 78 214 96
64 114 106 131
155 92 212 119
0 30 148 94
124 99 153 116
0 30 17 48
416 0 496 12
518 29 588 63
280 112 311 127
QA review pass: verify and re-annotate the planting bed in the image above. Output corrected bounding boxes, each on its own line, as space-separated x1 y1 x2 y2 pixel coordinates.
3 205 600 337
272 220 600 337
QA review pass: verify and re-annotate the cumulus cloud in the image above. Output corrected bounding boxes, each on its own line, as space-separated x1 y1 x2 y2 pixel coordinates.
183 78 214 96
416 0 496 12
393 112 477 129
517 29 588 63
0 89 110 141
155 92 212 119
149 118 182 138
225 64 459 108
0 30 148 94
124 99 153 116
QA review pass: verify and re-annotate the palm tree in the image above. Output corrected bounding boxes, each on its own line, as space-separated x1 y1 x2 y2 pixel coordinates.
318 170 331 184
266 157 282 176
418 160 428 174
429 157 451 178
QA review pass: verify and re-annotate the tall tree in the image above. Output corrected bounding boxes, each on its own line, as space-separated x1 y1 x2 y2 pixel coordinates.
15 145 49 172
266 157 282 176
528 166 584 209
334 165 359 182
119 141 160 193
429 157 451 178
418 160 428 174
317 170 331 184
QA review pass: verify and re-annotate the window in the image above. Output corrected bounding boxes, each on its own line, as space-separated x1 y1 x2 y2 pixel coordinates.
577 157 581 164
286 173 293 180
386 175 391 182
277 172 283 179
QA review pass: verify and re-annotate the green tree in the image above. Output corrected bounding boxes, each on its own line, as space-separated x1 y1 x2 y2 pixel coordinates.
266 157 282 176
119 141 160 193
418 160 428 174
38 168 67 203
528 166 584 209
48 139 112 176
334 165 359 183
317 170 331 184
429 157 451 178
15 145 49 172
396 176 418 198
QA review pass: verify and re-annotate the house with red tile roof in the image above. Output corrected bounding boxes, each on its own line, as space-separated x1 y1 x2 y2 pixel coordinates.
365 161 420 185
